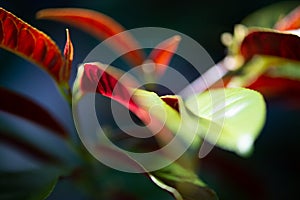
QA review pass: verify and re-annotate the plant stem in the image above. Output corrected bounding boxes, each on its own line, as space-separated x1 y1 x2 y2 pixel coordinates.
179 60 228 99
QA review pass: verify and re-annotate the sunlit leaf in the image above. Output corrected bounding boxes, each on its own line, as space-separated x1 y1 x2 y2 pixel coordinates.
147 35 181 77
274 5 300 31
73 62 149 122
73 62 196 146
185 88 266 155
0 167 60 200
36 8 145 66
0 87 68 138
73 62 202 150
150 162 218 200
241 1 299 28
133 90 201 148
0 8 66 83
132 90 181 129
72 63 219 198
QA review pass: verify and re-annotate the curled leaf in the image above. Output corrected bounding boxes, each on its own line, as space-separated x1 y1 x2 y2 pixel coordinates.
0 87 68 138
74 63 184 148
274 6 300 31
73 62 200 161
0 8 66 83
73 62 148 121
36 8 145 66
240 30 300 62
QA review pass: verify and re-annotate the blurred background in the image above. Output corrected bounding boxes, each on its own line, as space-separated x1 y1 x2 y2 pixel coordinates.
0 0 299 199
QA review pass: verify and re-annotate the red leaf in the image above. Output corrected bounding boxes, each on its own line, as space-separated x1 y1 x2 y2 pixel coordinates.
274 6 300 31
223 74 300 107
76 62 149 122
36 8 145 67
0 8 66 83
240 31 300 62
248 75 300 100
160 95 179 112
0 87 68 138
74 63 186 149
148 35 181 76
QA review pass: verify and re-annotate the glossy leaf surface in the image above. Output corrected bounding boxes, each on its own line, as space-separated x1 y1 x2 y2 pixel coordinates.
132 90 201 147
185 88 266 155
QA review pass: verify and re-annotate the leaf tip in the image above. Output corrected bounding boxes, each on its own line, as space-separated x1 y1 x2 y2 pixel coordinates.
236 134 254 156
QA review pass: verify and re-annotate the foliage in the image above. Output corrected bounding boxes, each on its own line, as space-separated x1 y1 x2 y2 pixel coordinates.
0 1 299 199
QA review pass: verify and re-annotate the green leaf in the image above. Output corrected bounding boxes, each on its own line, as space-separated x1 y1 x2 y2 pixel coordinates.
132 90 200 147
241 1 299 28
0 167 60 200
185 88 266 156
150 162 218 200
132 90 181 131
